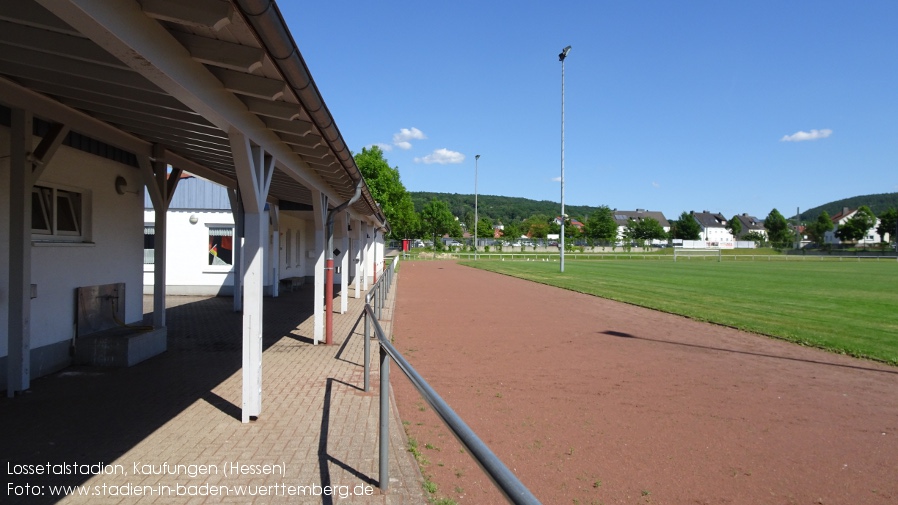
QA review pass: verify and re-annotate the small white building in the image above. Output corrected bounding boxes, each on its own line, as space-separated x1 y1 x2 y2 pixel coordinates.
824 207 883 246
144 175 383 297
692 211 735 246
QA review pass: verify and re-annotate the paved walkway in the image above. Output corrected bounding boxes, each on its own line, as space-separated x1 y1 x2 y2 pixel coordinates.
2 274 424 504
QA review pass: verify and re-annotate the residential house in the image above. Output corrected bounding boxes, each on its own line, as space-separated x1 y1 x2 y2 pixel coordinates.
733 214 767 239
824 207 883 246
612 209 671 245
691 211 734 245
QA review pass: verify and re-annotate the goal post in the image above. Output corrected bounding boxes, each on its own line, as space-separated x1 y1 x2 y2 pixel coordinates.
673 247 721 262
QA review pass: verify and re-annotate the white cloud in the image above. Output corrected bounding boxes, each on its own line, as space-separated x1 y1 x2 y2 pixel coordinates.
414 148 465 164
652 181 660 188
780 129 833 142
551 176 562 182
392 127 426 150
366 143 393 152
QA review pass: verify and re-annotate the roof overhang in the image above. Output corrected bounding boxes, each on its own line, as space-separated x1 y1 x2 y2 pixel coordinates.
0 0 387 229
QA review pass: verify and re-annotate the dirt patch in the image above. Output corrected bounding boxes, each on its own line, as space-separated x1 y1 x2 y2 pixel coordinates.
391 260 898 504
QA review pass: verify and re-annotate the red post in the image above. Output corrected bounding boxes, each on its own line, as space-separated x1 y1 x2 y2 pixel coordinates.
325 258 334 345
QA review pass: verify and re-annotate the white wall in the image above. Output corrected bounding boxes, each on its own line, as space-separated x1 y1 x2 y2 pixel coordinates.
1 127 144 360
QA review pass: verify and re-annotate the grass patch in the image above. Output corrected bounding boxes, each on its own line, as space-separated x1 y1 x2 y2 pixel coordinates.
462 259 898 364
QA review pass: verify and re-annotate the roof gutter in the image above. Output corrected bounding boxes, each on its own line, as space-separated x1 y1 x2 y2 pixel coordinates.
234 0 387 228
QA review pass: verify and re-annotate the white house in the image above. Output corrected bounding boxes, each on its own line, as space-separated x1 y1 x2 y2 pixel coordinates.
612 209 671 244
824 207 883 246
1 1 389 424
692 211 735 246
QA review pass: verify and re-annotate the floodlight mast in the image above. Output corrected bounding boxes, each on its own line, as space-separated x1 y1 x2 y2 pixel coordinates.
474 154 480 259
559 45 571 272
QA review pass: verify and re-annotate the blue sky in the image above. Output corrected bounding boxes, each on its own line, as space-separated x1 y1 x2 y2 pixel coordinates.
281 1 898 221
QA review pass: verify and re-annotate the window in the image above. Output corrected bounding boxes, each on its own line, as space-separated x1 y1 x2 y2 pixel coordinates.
144 226 155 264
32 185 83 239
208 226 234 266
285 229 292 267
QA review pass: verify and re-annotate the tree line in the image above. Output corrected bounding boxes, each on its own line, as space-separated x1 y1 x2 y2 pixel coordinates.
356 147 898 250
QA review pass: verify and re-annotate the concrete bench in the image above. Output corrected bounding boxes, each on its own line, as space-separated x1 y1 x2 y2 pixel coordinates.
281 277 305 292
74 326 167 367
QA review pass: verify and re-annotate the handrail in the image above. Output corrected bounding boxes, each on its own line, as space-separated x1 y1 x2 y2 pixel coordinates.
356 255 541 504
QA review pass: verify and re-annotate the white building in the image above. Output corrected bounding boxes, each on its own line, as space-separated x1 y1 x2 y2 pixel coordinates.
144 175 383 297
1 1 389 425
692 211 735 247
824 207 883 246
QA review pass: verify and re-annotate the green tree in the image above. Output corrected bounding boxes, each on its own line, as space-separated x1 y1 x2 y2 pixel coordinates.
727 215 742 238
836 206 877 244
420 198 459 247
476 217 494 238
635 217 667 244
354 146 417 239
743 231 767 245
765 208 791 249
673 211 701 240
463 211 475 235
877 208 897 247
502 220 523 242
806 211 834 245
585 206 618 244
525 214 550 239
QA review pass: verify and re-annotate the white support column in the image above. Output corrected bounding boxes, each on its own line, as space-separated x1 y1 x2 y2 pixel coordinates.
269 206 279 298
354 218 363 299
339 211 350 314
230 130 274 423
227 188 244 311
311 190 327 343
7 108 32 396
362 224 371 291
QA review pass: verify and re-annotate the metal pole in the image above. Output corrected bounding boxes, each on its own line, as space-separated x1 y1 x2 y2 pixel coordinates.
378 345 390 491
364 300 371 392
559 46 571 273
474 154 480 260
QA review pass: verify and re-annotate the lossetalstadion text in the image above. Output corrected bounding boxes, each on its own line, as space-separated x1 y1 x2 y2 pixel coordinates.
8 461 286 478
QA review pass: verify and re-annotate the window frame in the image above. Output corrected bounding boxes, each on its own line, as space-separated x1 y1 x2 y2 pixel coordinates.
31 184 87 242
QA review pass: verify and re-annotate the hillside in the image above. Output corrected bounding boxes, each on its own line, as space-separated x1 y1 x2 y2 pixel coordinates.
409 192 601 224
799 193 898 221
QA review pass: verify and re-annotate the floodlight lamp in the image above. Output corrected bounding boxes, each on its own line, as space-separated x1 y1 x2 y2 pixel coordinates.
559 45 571 61
475 154 480 160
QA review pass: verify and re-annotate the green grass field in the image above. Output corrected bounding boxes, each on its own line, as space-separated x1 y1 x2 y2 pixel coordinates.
461 259 898 365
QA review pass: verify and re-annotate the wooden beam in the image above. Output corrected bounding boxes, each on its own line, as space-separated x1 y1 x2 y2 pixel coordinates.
171 31 264 73
260 115 314 137
30 122 70 184
140 0 233 31
207 67 285 100
238 96 301 121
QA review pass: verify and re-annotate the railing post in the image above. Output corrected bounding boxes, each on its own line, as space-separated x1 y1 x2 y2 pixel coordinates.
364 303 371 393
379 345 390 491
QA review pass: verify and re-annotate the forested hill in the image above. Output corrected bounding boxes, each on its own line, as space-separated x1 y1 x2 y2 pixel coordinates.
409 192 600 223
799 193 898 220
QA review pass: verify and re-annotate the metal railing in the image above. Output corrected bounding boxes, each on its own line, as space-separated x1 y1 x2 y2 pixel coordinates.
354 255 541 504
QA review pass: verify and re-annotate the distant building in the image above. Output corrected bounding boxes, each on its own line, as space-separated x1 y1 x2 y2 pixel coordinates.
824 207 883 246
612 209 671 244
733 214 767 239
691 211 734 244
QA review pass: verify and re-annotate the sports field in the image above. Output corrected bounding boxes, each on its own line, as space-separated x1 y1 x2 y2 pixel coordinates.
462 259 898 365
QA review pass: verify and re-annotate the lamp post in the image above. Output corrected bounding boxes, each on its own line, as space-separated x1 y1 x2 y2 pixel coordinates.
559 45 571 273
474 154 480 260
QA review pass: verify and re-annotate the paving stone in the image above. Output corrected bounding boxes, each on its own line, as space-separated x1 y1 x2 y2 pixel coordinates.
2 264 425 504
